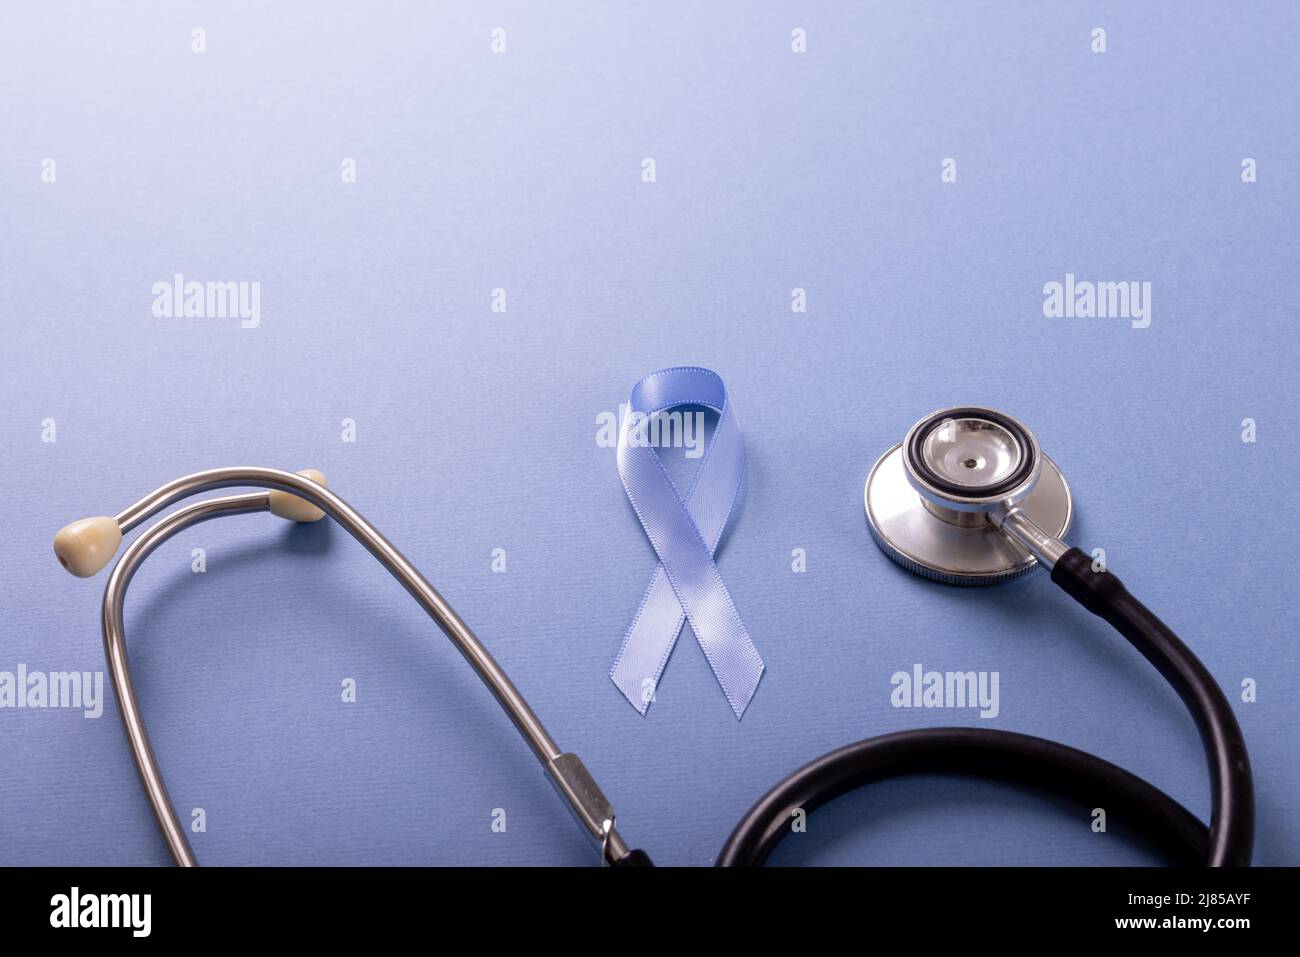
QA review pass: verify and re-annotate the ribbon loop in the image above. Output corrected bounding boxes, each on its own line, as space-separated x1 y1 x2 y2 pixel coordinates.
609 367 764 719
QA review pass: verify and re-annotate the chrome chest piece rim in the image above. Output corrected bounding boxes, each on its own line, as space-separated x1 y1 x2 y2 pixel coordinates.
865 407 1073 585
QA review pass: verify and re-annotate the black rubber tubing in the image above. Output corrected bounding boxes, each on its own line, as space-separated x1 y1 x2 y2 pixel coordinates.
717 548 1253 867
610 848 655 867
1049 548 1253 866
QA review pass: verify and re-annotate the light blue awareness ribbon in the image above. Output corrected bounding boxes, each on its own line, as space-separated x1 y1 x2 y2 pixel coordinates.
609 367 764 719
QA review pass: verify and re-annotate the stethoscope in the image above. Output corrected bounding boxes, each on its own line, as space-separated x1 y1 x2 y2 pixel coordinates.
55 407 1253 866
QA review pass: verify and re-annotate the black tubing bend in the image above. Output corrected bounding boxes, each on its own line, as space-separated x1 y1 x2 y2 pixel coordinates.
717 548 1253 867
716 728 1210 866
1050 548 1253 866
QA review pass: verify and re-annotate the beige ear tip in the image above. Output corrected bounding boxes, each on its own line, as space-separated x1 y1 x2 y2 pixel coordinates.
268 469 328 522
53 517 123 577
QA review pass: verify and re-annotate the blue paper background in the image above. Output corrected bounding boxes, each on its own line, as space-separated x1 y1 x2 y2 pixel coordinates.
2 2 1297 866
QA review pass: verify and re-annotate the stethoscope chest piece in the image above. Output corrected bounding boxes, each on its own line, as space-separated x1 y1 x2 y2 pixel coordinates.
865 407 1072 585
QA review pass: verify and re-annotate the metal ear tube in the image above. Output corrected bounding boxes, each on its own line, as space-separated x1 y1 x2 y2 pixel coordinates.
56 466 651 867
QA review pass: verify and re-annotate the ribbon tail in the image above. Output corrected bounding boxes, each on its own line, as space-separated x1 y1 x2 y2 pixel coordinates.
609 566 686 715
